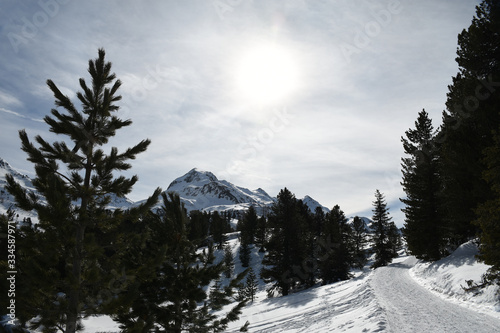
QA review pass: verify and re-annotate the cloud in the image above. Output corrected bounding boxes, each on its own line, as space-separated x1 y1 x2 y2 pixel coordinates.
0 90 23 107
0 0 482 227
0 107 44 123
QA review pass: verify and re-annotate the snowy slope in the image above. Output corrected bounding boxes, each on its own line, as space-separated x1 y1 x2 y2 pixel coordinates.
0 158 39 222
410 241 500 313
165 168 276 215
302 195 330 214
372 257 500 332
80 240 500 332
230 245 500 332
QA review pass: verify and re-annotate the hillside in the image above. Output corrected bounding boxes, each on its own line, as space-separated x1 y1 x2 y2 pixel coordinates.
0 158 39 223
81 238 500 332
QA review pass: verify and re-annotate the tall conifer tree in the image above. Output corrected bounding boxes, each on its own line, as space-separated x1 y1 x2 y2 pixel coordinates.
437 0 500 247
470 0 500 284
244 268 259 303
211 211 229 250
370 190 394 268
261 188 308 296
401 109 443 260
224 244 235 278
318 205 352 284
351 216 368 269
5 49 160 332
475 128 500 283
239 205 258 244
254 215 267 252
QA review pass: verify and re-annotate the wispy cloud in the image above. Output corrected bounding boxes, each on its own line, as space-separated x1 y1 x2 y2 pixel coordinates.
0 107 44 123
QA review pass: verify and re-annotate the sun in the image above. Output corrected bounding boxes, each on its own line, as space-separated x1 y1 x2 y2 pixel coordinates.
235 44 299 105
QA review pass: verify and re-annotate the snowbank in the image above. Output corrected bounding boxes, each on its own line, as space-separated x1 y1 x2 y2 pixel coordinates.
409 241 500 316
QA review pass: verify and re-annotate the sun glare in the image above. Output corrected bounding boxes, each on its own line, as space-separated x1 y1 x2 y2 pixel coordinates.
235 44 299 105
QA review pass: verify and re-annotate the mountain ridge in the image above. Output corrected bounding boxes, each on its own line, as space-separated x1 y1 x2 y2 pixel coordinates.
0 158 333 219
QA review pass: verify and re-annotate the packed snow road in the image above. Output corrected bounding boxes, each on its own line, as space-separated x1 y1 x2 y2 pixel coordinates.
371 258 500 333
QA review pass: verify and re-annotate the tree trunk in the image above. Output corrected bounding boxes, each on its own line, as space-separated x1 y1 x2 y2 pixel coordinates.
66 154 92 333
66 224 84 333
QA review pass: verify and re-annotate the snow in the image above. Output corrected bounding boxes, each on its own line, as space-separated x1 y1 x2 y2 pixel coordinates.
3 158 500 332
165 168 276 214
302 195 330 214
0 158 39 222
1 158 331 222
77 240 500 332
372 256 500 332
410 240 500 315
225 273 386 332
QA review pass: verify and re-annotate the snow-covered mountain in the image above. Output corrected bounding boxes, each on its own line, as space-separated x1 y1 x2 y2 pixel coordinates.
0 158 332 219
165 168 336 217
0 158 38 217
0 157 133 217
347 216 373 229
302 195 330 214
165 168 275 215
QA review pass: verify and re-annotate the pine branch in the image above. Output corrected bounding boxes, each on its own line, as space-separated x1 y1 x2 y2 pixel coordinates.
46 79 79 116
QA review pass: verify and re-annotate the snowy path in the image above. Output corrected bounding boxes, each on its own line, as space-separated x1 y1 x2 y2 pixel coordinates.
370 258 500 333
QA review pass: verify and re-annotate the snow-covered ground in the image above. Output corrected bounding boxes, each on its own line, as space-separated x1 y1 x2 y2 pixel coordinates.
76 239 500 332
373 256 500 332
410 240 500 315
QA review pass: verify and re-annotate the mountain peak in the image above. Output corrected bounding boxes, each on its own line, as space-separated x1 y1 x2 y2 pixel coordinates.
167 168 218 192
186 168 218 182
302 195 330 214
166 168 275 213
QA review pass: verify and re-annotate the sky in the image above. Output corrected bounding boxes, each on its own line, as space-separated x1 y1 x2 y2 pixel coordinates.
0 0 481 226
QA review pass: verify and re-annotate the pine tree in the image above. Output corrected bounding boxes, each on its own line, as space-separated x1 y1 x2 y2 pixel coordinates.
238 206 258 268
475 128 500 283
244 267 259 303
5 49 160 333
313 206 326 237
261 188 308 296
351 216 368 269
239 241 251 268
296 199 317 288
401 109 444 261
211 211 229 250
254 215 267 252
114 192 248 332
209 278 226 311
370 190 394 269
437 0 500 247
239 205 258 244
188 210 210 242
468 0 500 285
387 222 402 258
318 205 352 284
224 244 235 278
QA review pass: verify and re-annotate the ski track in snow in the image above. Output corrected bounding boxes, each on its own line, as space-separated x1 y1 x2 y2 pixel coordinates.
226 273 387 332
370 258 500 333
